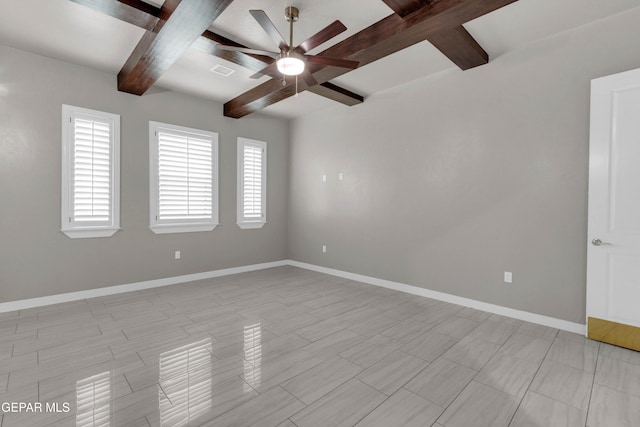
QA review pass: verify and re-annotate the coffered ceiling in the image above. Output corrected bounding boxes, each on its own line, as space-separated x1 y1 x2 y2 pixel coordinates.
0 0 638 119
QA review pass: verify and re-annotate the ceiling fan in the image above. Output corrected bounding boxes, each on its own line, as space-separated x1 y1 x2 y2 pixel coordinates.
216 6 359 87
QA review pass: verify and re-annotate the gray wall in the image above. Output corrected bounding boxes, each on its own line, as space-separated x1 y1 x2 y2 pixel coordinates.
288 8 640 324
0 46 289 303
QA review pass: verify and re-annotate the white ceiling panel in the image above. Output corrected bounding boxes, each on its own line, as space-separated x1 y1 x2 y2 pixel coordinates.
332 40 456 96
0 0 144 73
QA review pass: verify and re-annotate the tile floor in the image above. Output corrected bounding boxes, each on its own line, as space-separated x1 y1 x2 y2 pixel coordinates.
0 266 638 426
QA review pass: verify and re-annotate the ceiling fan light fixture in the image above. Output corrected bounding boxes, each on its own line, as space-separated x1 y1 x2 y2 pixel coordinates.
277 53 305 76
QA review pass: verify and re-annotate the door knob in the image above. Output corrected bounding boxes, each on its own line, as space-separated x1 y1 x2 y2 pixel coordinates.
592 238 612 246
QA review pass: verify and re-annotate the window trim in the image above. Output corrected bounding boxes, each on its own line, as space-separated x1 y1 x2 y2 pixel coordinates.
237 137 267 230
149 121 219 234
61 104 120 239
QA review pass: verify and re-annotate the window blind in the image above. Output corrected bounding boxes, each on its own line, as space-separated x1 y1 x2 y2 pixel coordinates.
62 105 120 238
241 143 264 220
73 118 111 223
237 138 266 229
157 131 213 221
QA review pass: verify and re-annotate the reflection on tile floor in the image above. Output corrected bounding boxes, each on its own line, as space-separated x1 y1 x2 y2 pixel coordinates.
0 266 638 426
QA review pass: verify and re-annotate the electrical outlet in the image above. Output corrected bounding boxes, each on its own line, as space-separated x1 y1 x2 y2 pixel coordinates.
338 172 344 181
322 174 327 182
322 245 327 253
504 271 512 283
175 251 181 260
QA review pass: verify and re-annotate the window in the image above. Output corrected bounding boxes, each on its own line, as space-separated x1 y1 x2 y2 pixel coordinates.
61 105 120 238
237 138 266 229
149 122 218 234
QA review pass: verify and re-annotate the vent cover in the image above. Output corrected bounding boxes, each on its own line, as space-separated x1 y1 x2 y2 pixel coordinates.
210 64 235 77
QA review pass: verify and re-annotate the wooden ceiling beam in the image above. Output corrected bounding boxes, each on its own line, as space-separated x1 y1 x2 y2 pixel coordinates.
224 0 517 118
382 0 488 70
427 25 488 70
310 82 364 106
69 0 362 106
381 0 436 18
117 0 234 95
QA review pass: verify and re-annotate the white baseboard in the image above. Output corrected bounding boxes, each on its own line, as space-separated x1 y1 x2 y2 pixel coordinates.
287 260 587 335
0 258 587 336
0 260 288 313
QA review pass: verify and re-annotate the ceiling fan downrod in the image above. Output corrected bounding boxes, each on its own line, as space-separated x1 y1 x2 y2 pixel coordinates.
285 6 299 51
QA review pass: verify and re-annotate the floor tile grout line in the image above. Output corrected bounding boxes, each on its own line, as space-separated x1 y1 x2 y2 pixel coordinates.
275 352 364 402
342 377 393 427
471 372 530 400
206 385 306 426
433 377 478 425
157 382 172 405
541 336 598 374
505 328 561 426
583 342 602 426
528 387 593 413
398 358 463 407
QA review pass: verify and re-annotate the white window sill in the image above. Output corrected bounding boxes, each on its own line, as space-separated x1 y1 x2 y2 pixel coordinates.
237 221 266 230
61 227 120 239
149 223 218 234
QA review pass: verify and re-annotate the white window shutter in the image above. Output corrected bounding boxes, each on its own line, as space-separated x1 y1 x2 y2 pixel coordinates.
61 105 120 238
149 122 218 234
157 131 212 220
242 144 263 219
73 118 112 222
237 138 266 229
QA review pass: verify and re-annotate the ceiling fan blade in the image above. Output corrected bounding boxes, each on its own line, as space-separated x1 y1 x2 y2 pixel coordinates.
249 10 289 51
299 20 347 53
301 70 318 87
215 45 279 58
250 62 279 79
305 55 359 69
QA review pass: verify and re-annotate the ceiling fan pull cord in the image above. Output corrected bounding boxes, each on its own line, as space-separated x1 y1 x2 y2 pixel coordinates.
295 75 298 97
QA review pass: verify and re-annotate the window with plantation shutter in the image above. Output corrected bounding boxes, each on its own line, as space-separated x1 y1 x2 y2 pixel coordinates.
61 105 120 238
149 122 218 234
237 138 266 229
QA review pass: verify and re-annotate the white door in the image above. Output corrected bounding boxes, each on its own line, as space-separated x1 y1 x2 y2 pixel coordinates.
587 68 640 342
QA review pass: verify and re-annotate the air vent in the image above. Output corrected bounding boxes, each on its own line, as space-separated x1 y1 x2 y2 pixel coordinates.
210 64 235 77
